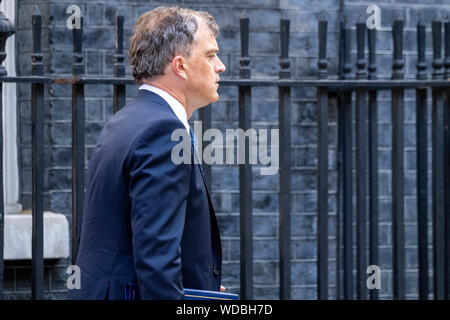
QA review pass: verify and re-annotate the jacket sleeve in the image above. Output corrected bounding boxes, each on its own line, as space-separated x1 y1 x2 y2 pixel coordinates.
126 118 191 299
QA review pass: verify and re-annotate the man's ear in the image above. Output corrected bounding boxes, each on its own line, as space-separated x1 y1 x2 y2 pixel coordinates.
171 55 187 80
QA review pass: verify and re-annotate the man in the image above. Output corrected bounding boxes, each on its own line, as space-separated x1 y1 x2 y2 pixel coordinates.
67 6 226 300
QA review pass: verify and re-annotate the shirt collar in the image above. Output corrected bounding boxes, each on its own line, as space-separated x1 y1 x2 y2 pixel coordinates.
139 84 190 133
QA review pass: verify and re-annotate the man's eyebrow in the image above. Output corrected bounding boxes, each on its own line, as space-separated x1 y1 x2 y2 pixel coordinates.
206 48 219 54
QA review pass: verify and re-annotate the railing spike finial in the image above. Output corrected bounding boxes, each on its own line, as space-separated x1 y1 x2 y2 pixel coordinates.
339 14 351 79
432 17 444 79
355 21 367 79
317 16 328 79
416 18 427 80
32 6 43 76
368 23 377 80
279 19 290 79
239 16 250 79
113 9 126 113
72 16 84 76
0 4 15 76
392 19 404 80
115 9 125 68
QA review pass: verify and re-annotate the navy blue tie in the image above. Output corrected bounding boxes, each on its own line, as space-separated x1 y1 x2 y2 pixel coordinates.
189 127 203 175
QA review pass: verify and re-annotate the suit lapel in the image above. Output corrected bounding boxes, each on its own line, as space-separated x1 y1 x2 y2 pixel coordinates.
140 88 218 233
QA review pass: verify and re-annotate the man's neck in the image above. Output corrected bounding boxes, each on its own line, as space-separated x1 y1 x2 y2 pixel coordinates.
142 80 192 119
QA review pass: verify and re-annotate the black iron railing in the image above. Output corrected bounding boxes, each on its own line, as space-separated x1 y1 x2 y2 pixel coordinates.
0 5 449 300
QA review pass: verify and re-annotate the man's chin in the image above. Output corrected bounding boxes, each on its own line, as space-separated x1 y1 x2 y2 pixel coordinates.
197 94 219 109
204 96 219 106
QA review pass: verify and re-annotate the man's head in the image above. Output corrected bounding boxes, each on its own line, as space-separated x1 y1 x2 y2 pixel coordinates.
129 7 226 117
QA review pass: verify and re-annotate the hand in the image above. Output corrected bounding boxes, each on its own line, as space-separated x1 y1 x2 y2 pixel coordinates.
220 285 226 292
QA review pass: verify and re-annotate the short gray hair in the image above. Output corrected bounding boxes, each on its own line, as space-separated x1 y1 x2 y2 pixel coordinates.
129 6 219 84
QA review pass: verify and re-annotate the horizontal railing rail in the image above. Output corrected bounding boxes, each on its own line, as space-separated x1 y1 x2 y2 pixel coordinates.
1 76 450 88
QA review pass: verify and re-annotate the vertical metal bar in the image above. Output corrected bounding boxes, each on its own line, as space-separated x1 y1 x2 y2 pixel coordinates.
368 26 379 301
0 0 14 300
31 7 44 300
198 105 212 191
113 10 126 114
317 16 329 300
355 21 368 300
0 83 3 301
336 17 343 300
337 16 353 300
72 18 85 265
391 19 405 300
239 16 253 300
444 19 450 300
431 19 446 300
416 19 429 300
279 18 291 300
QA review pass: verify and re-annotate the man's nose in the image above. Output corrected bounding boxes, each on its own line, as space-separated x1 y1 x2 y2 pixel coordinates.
215 57 226 73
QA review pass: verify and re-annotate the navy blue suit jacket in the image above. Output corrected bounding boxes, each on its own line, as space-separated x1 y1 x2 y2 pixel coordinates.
67 90 222 299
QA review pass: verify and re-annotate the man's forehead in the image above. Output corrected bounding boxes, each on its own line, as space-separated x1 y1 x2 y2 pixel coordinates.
193 21 218 48
194 38 219 53
194 17 214 37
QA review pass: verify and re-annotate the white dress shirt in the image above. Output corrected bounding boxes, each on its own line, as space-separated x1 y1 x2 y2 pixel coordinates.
139 84 190 133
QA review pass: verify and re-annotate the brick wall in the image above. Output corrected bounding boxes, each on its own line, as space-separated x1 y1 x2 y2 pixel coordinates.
7 0 450 299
